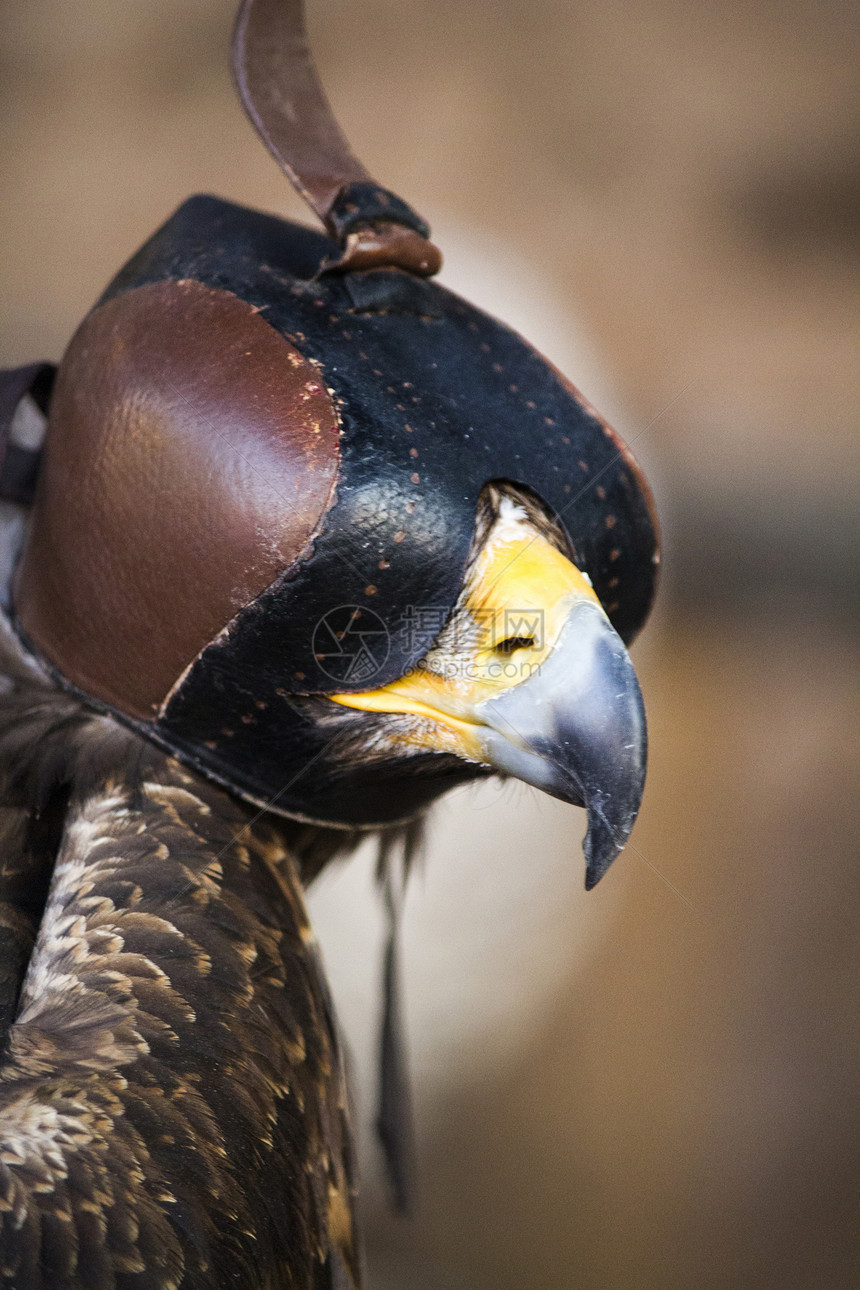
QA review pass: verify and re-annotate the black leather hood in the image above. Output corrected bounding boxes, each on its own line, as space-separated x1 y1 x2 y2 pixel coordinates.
108 194 658 688
53 192 656 827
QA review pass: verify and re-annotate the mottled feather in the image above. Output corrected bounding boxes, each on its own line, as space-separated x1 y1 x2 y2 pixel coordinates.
0 619 360 1289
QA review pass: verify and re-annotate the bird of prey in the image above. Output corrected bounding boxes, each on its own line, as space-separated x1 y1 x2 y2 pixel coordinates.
0 1 659 1286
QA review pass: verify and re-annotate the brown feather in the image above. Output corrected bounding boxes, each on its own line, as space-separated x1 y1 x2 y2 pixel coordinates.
0 619 360 1289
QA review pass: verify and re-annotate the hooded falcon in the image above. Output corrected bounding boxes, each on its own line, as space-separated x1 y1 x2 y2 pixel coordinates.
0 1 659 1286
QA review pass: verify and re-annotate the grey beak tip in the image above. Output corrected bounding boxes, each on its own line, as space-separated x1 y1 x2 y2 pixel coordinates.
583 834 619 891
583 806 636 890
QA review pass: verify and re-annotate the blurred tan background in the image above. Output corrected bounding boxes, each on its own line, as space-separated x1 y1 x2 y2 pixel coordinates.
2 2 858 1286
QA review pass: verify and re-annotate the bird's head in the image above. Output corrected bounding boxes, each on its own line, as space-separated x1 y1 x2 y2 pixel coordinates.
304 482 647 887
10 0 658 888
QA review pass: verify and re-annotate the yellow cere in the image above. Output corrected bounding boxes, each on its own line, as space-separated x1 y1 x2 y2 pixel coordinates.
330 503 602 754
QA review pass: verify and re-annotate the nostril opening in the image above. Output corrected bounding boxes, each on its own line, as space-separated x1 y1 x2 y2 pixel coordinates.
495 636 536 655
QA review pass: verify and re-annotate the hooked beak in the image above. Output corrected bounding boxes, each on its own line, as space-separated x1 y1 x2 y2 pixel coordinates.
472 600 646 888
330 518 647 887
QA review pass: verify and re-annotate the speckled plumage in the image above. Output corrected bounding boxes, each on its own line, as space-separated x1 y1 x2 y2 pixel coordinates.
0 619 360 1290
0 483 550 1288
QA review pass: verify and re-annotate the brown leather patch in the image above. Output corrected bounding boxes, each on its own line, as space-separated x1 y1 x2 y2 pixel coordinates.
16 279 340 718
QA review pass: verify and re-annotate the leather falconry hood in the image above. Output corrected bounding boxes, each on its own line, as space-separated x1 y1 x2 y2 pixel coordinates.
10 0 658 830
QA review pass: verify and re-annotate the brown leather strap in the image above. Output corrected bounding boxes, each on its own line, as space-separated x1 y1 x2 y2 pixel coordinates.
232 0 442 275
375 824 421 1214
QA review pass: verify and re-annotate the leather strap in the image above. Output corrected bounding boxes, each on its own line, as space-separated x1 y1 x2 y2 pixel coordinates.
0 364 55 505
375 823 421 1214
231 0 442 275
